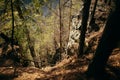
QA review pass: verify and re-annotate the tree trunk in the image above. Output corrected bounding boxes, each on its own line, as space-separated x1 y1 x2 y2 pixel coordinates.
87 0 120 79
25 28 40 68
13 1 41 68
10 0 17 76
66 0 72 55
78 0 91 57
59 0 63 60
89 0 98 25
10 0 15 52
89 0 99 32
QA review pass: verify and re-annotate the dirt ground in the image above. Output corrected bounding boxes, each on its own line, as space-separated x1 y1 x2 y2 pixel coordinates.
0 48 120 80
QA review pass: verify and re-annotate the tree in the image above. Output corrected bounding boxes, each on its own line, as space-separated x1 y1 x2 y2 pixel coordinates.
89 0 98 25
59 0 62 59
87 0 120 79
10 0 17 76
58 0 72 59
78 0 91 57
0 0 45 68
89 0 99 32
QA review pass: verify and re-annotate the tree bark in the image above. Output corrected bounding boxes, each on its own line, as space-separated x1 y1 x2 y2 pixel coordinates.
11 0 15 51
25 28 40 68
10 0 18 76
13 1 40 68
78 0 91 57
59 0 63 60
87 0 120 79
89 0 98 25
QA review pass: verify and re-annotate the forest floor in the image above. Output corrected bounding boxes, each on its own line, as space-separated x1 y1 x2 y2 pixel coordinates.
0 48 120 80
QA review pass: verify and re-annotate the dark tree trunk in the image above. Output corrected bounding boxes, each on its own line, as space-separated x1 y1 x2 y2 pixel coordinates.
78 0 91 57
87 0 120 79
89 0 99 32
59 0 63 60
10 0 17 76
11 0 15 51
89 0 98 25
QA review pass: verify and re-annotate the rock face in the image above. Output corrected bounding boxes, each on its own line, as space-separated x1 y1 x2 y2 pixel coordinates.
67 15 81 48
67 13 82 55
66 1 84 51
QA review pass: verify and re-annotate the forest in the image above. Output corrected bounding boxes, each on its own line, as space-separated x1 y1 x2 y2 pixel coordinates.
0 0 120 80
